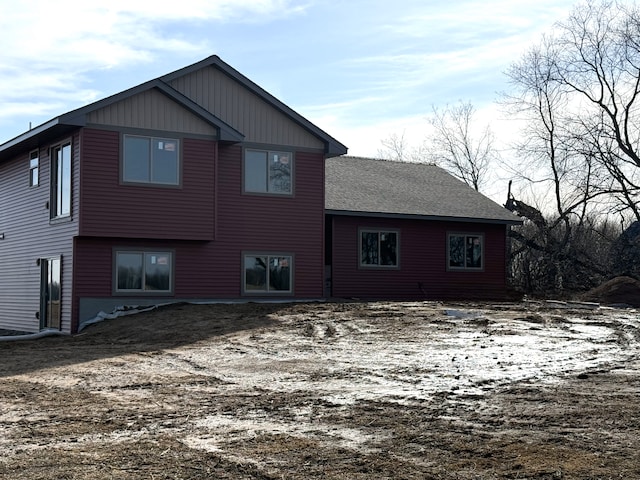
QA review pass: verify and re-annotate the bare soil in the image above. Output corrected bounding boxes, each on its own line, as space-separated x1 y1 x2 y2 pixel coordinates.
1 300 639 479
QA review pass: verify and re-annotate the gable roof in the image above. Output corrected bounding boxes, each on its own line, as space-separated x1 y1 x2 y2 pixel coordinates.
0 55 347 161
162 56 347 156
326 156 522 225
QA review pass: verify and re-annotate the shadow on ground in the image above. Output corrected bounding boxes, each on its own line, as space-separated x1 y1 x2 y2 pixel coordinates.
0 302 283 378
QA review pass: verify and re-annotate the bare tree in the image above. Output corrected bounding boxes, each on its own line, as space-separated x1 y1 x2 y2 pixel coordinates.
502 0 640 294
551 0 640 219
377 132 427 163
377 132 408 162
377 102 497 191
426 101 495 191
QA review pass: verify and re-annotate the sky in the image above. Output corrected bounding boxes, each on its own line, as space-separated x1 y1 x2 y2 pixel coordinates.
0 0 581 199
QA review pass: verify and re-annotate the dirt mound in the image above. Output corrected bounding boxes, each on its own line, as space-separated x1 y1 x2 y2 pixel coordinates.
580 276 640 307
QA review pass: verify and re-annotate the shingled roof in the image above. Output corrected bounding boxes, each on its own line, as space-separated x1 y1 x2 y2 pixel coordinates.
326 156 521 224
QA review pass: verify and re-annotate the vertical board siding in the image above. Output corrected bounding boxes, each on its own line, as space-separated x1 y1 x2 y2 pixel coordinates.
79 129 215 240
330 216 509 300
0 132 80 333
169 67 325 150
87 89 217 136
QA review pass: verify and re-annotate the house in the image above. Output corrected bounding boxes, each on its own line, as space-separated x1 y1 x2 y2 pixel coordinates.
0 55 346 334
324 156 521 300
0 55 520 335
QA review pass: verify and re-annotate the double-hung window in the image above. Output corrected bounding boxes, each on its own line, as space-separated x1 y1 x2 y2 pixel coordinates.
360 230 398 267
29 150 39 187
51 142 71 218
244 254 292 293
244 149 292 195
448 233 483 270
115 251 173 293
123 135 179 185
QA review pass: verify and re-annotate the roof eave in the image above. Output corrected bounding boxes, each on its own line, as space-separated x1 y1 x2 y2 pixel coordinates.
0 116 85 161
325 141 348 158
1 55 345 159
325 209 523 225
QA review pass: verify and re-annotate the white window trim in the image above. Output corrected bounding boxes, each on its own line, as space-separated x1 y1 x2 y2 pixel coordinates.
50 141 72 220
29 150 39 187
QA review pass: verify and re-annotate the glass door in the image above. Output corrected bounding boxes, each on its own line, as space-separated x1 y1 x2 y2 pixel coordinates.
40 257 61 330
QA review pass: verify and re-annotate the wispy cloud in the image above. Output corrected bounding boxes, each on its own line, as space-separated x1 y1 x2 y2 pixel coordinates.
296 0 577 148
0 0 309 130
0 0 579 166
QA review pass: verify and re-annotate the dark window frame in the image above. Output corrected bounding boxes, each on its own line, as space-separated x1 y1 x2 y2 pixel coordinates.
359 229 400 268
113 249 175 295
122 134 181 186
447 233 484 271
242 252 294 295
243 148 294 196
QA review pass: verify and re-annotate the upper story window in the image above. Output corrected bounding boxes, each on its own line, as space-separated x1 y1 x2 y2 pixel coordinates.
244 149 292 195
123 135 179 185
360 229 399 267
51 142 71 219
29 150 39 187
448 233 483 270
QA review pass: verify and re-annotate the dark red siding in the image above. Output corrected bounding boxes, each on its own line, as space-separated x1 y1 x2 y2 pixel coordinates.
79 128 215 240
329 216 509 300
73 237 216 297
209 145 325 298
72 141 326 329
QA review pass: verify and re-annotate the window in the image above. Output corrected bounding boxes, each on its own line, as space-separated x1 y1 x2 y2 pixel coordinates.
244 149 292 194
51 142 71 218
244 254 292 293
29 150 39 186
448 234 483 270
360 230 398 267
123 135 179 185
115 251 173 293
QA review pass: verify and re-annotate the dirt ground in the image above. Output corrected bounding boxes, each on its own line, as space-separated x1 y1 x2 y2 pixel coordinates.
1 300 639 479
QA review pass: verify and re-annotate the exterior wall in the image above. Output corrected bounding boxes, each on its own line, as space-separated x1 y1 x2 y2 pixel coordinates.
0 132 80 333
0 62 334 334
214 145 326 297
78 128 215 240
329 215 509 300
72 143 326 328
169 67 326 150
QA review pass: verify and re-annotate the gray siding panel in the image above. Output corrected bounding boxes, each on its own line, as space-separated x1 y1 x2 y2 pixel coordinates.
0 133 79 333
169 67 325 150
87 88 218 137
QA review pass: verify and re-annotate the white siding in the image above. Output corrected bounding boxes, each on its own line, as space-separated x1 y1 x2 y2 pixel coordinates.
0 134 79 333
